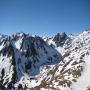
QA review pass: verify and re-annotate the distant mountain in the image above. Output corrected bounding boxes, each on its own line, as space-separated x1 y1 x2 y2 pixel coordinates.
0 30 90 90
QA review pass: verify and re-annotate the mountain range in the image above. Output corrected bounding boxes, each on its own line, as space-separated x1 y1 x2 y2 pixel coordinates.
0 29 90 90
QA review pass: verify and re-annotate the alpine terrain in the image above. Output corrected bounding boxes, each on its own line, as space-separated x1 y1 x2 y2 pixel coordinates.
0 29 90 90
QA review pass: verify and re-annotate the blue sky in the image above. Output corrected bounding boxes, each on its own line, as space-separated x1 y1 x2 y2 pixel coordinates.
0 0 90 36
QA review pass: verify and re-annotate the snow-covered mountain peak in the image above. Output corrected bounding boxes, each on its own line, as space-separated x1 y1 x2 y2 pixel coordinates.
53 32 67 46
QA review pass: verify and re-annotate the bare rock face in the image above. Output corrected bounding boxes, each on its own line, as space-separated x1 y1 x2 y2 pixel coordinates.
53 32 67 46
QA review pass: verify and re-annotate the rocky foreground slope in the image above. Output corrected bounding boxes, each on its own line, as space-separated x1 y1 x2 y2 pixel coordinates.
0 30 90 90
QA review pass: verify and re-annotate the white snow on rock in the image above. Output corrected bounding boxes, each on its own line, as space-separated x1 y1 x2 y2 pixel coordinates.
0 30 90 89
71 55 90 90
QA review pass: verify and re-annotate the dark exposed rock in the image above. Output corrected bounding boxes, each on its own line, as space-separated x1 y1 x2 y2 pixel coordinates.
53 32 67 46
0 83 7 90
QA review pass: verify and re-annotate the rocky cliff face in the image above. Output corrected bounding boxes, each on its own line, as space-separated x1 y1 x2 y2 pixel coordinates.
0 30 90 90
53 32 68 46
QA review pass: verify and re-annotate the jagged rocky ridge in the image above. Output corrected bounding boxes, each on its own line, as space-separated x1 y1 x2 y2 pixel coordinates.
0 30 90 90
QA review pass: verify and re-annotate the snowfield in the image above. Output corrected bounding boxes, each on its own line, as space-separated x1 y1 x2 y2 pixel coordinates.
71 55 90 90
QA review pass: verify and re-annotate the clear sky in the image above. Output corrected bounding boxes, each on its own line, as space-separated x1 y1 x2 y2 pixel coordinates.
0 0 90 36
